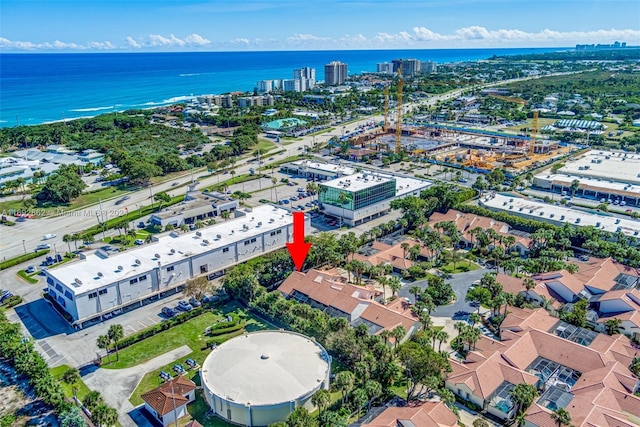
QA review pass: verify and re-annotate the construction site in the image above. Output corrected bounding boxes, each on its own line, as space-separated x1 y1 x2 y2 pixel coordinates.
347 71 575 174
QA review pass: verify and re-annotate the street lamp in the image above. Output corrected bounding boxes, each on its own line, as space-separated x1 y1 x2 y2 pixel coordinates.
22 239 26 255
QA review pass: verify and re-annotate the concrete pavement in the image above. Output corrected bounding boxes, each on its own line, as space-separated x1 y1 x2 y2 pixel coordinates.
83 345 193 427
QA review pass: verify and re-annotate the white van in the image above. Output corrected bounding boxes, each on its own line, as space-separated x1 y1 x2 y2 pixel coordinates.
43 233 57 240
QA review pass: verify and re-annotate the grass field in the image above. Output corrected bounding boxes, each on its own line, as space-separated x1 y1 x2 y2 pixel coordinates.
50 364 92 402
128 306 273 406
181 391 233 427
440 260 480 274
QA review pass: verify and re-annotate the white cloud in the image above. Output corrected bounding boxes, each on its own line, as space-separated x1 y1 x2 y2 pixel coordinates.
125 36 141 48
0 37 113 50
286 33 331 42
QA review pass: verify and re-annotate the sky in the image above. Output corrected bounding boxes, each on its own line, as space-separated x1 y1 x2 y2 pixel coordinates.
1 0 639 52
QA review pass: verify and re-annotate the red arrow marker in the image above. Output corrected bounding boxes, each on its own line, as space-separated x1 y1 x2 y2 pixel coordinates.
286 211 312 271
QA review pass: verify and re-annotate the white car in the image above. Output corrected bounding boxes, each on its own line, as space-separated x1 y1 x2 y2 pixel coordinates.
43 233 57 240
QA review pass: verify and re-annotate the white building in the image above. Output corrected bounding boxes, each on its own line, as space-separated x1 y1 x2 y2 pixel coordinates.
149 190 239 228
533 173 640 207
282 160 357 181
293 67 316 92
479 193 640 237
43 206 309 327
201 330 330 427
556 150 640 185
282 79 301 92
318 171 431 226
376 62 393 74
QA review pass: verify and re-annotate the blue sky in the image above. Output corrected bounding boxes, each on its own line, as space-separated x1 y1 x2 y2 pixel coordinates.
1 0 639 52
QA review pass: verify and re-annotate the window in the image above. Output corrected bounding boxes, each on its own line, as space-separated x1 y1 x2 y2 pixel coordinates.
251 238 257 243
88 292 97 299
98 289 107 295
167 266 175 272
46 277 54 285
129 278 138 285
139 275 147 281
222 247 229 253
64 291 73 301
55 284 63 292
244 240 251 245
200 265 208 274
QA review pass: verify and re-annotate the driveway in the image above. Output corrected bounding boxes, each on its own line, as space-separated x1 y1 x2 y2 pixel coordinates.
399 268 489 318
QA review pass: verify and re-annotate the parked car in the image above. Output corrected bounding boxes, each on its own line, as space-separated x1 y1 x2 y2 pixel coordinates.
177 300 193 311
137 221 146 228
42 233 56 240
35 244 51 251
161 307 176 317
25 265 36 274
188 297 202 307
134 239 144 245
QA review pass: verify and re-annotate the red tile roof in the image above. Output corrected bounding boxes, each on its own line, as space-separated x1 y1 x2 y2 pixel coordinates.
141 376 196 416
361 401 458 427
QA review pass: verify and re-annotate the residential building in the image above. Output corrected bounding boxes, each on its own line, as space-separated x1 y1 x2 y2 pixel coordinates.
257 79 275 93
282 79 301 93
445 307 640 426
149 190 238 228
392 59 421 77
141 376 196 427
43 206 309 328
293 67 316 91
376 62 393 74
278 269 421 342
429 209 532 255
352 239 426 272
324 61 348 85
421 61 438 74
361 401 457 427
498 256 640 340
318 171 431 226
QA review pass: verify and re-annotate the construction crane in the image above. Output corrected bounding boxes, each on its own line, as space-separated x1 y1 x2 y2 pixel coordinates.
383 85 389 132
395 66 403 154
530 110 539 156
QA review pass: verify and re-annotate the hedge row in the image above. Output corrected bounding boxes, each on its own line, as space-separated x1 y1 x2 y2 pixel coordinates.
207 313 240 332
2 295 23 308
0 249 50 270
205 329 246 347
207 322 244 337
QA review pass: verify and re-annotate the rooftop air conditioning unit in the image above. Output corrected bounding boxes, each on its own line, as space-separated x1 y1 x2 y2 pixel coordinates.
257 222 262 227
74 278 83 285
135 259 141 265
560 215 565 220
170 249 176 254
117 265 123 270
196 231 202 237
216 234 222 239
615 219 621 224
97 272 103 277
203 239 210 245
155 253 161 258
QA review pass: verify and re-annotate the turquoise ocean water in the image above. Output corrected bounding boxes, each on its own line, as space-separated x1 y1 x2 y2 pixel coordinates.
0 48 562 127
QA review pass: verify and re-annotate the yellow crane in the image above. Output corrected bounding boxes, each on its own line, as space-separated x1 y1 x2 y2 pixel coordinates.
530 110 539 156
395 66 403 154
383 85 389 132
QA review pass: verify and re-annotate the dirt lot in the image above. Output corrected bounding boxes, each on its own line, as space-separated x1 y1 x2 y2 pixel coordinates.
0 361 58 427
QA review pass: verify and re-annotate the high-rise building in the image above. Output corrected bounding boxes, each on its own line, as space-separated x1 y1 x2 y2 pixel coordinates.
282 79 301 92
392 59 421 77
421 61 437 74
376 62 393 74
324 61 348 85
257 80 274 93
293 67 316 91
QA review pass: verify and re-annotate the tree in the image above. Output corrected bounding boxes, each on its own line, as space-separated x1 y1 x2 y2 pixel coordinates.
334 371 355 404
82 390 104 412
388 276 402 297
38 164 87 203
409 286 422 303
63 234 73 254
96 335 111 363
523 278 536 300
550 407 572 427
451 250 464 272
311 389 331 414
92 404 118 427
107 324 124 362
351 388 368 417
285 407 314 427
221 210 231 221
184 276 210 300
364 380 382 411
338 191 353 228
222 263 261 303
473 420 490 427
508 383 538 418
62 367 81 401
59 406 87 427
629 357 640 378
569 179 580 197
154 192 171 212
604 318 622 335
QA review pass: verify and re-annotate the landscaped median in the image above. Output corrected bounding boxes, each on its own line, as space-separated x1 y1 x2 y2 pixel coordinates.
0 249 50 270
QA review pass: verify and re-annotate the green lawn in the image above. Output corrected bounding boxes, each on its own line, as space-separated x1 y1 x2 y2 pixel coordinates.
50 364 92 402
440 260 480 274
16 270 39 284
180 391 233 427
254 139 277 153
128 306 273 406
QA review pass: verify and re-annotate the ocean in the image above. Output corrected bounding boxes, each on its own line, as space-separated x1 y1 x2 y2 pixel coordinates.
0 47 562 128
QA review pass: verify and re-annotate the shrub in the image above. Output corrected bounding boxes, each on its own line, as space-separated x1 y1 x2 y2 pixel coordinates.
0 250 50 270
2 295 23 308
207 322 244 337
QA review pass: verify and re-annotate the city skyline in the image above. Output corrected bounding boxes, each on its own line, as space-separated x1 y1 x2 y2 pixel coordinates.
1 0 639 52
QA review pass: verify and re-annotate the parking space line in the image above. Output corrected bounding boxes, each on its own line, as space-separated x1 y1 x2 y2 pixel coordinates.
138 320 147 328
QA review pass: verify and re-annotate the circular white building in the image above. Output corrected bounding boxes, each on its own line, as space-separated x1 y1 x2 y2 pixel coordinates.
201 330 331 427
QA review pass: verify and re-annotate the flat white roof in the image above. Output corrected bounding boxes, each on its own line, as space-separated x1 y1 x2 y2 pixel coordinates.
47 205 294 294
289 160 356 176
535 173 640 198
559 150 640 185
201 331 330 406
321 171 431 195
481 194 640 237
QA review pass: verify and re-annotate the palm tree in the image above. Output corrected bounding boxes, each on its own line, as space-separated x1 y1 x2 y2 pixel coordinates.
435 329 449 352
401 242 410 259
92 404 118 427
334 371 355 404
508 383 538 419
107 324 124 362
63 234 73 255
96 335 111 363
469 312 482 327
391 325 406 349
409 286 422 303
271 177 278 202
221 211 231 221
550 407 572 427
311 389 331 414
604 318 622 335
230 170 236 183
451 250 464 272
388 276 402 297
629 356 640 378
338 191 352 228
61 367 81 401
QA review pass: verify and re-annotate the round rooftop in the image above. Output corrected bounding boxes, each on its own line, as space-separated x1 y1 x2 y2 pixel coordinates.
201 330 330 406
